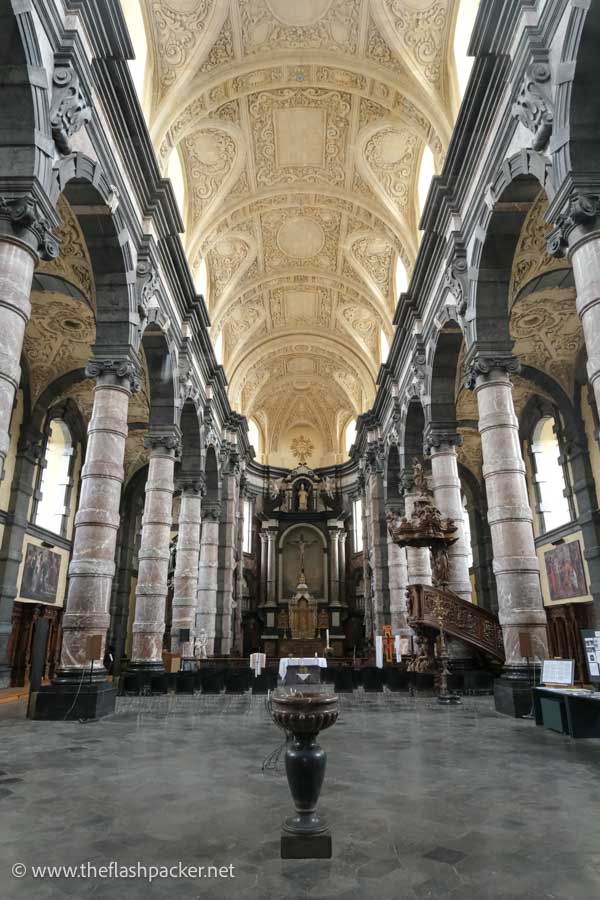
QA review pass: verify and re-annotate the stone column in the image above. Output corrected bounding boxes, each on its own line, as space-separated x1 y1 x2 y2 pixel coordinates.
33 359 139 719
338 529 347 606
328 523 341 608
196 500 221 656
266 524 278 608
387 537 410 636
170 475 204 659
427 432 472 601
217 465 238 656
404 489 432 586
0 200 58 482
129 429 179 672
258 531 268 606
467 352 548 715
365 449 391 632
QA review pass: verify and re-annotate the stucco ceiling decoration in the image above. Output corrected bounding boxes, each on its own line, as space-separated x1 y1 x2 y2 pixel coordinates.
141 0 458 465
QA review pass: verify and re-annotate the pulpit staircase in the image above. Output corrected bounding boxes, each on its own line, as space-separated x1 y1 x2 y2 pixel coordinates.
407 584 505 667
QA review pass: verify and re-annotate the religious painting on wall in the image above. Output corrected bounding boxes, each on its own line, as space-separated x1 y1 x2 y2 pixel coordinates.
20 543 61 604
544 541 587 601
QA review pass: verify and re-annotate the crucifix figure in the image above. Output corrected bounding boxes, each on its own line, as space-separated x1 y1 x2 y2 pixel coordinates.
289 531 318 582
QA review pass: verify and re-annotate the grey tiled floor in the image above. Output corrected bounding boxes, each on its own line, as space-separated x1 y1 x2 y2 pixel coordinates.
1 692 599 900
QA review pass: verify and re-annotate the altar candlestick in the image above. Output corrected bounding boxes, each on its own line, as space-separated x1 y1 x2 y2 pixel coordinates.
326 628 330 648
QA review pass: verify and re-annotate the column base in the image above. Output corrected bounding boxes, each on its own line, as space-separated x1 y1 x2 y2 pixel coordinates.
126 660 165 674
28 681 117 720
494 665 537 718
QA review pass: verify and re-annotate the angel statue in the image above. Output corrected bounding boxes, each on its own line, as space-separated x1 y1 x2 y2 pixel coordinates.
194 628 208 660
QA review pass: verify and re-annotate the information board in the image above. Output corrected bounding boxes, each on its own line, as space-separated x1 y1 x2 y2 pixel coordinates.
581 630 600 684
541 659 575 686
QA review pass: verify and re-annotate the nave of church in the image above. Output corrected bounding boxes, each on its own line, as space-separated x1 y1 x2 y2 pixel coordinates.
1 0 600 897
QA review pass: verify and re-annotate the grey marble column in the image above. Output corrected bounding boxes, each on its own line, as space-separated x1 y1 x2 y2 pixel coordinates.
258 531 268 606
266 525 278 607
428 433 472 601
365 460 390 632
387 537 410 635
129 429 179 671
338 529 347 606
467 353 548 667
58 359 139 681
217 469 238 656
0 204 58 482
404 491 432 586
196 500 221 656
328 524 341 608
170 475 204 658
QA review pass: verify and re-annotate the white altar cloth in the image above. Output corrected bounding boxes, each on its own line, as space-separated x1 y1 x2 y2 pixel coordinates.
278 657 328 680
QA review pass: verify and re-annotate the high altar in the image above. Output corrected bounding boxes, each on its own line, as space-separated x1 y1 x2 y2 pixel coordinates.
257 464 348 657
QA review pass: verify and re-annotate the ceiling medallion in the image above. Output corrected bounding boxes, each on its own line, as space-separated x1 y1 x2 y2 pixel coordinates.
290 434 315 465
265 0 334 28
277 216 325 258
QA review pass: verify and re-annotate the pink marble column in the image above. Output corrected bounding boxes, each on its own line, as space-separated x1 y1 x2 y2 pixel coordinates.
170 475 204 658
549 196 600 417
467 354 548 666
0 199 58 479
427 433 472 601
58 359 139 680
129 429 180 671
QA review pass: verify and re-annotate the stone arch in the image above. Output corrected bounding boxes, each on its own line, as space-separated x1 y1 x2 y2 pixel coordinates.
178 398 202 480
553 2 600 186
427 318 464 433
402 397 426 471
140 325 178 430
385 443 402 506
0 0 54 197
468 151 554 353
204 444 220 504
52 154 137 355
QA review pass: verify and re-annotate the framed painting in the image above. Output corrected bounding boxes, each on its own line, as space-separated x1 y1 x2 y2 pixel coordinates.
20 543 61 604
544 541 587 602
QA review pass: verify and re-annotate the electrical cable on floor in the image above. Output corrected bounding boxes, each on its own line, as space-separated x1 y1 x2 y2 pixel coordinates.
61 666 87 722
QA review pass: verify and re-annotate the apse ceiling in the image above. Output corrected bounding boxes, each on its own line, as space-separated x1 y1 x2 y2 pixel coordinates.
133 0 461 466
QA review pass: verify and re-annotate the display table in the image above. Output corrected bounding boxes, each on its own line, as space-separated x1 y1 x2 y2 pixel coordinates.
278 657 327 685
534 686 600 738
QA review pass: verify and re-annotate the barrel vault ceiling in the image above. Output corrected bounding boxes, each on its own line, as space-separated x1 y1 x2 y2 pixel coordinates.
133 0 461 466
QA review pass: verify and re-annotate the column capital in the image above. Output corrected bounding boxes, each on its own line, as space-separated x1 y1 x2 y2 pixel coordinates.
424 425 463 454
176 472 206 495
203 500 221 520
0 194 59 261
144 427 182 456
464 350 520 390
547 192 600 258
85 357 142 393
16 424 44 463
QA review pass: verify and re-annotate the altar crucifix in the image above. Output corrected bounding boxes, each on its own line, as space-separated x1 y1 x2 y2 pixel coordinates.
289 531 318 583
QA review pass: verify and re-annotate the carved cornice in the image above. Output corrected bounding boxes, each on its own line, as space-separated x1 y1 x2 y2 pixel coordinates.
85 358 142 393
547 193 600 258
50 59 92 156
464 351 521 390
511 60 553 152
0 196 59 261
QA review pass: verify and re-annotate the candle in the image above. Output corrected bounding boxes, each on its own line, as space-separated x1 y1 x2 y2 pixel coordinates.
326 628 330 647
